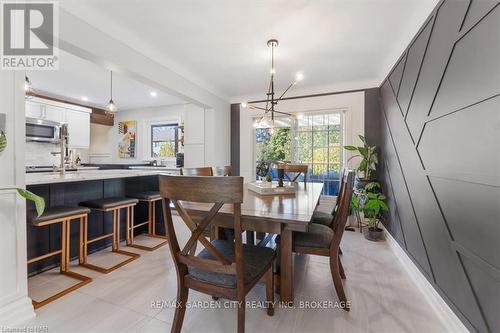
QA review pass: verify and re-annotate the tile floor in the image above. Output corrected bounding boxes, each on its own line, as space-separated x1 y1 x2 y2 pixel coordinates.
20 212 449 333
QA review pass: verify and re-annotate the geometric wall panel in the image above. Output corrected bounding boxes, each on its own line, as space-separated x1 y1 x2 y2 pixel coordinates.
389 54 406 97
397 19 433 117
430 176 500 270
381 112 433 277
378 2 499 330
459 253 500 333
406 0 471 142
461 0 500 32
431 5 500 119
381 80 486 332
419 96 500 182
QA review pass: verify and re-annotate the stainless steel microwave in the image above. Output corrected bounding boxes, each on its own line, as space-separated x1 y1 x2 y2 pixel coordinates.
26 117 61 143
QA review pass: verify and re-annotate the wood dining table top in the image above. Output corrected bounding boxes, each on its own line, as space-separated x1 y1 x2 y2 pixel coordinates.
180 182 324 232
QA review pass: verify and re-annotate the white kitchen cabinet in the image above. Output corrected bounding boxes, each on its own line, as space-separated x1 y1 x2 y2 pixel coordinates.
25 101 43 119
26 101 65 122
65 110 90 148
44 104 66 123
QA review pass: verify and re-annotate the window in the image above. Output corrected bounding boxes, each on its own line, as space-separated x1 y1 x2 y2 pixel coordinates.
254 111 344 195
296 112 343 195
151 123 178 158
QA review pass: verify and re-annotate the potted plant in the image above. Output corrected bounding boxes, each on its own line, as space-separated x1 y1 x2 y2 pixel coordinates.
344 135 378 189
351 182 388 241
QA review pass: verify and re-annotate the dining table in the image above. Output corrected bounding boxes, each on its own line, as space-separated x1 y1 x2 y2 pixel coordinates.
181 181 324 303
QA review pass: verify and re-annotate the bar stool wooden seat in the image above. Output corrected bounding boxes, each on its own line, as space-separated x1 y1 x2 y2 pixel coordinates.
126 191 167 251
79 197 140 273
27 206 93 309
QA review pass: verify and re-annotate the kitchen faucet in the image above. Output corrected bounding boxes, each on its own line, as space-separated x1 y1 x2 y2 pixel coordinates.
51 123 70 176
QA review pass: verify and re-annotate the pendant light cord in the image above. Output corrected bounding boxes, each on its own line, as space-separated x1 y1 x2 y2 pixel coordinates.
110 71 113 100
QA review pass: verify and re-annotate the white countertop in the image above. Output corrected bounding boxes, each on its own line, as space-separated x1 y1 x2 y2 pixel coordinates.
26 169 177 185
129 166 181 171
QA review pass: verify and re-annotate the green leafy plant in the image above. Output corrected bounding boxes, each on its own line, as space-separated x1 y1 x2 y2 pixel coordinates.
363 191 388 229
2 188 45 217
344 135 378 180
351 181 388 230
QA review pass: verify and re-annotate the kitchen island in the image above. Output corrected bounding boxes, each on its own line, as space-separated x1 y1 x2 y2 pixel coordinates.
26 169 178 275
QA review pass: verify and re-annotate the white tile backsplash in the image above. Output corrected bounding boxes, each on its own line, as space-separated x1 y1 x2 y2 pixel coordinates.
25 142 89 167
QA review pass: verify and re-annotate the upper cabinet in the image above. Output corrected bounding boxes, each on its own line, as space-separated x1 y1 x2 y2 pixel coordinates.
25 98 92 148
65 110 90 148
26 101 66 122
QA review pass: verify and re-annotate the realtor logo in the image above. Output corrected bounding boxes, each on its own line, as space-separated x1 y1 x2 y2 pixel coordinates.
1 1 58 70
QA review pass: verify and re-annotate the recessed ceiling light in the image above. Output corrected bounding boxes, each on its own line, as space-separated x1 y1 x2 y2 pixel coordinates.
150 91 158 97
81 96 89 101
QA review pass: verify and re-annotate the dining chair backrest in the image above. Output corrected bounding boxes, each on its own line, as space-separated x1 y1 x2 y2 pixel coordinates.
212 165 232 176
331 168 346 215
180 167 213 176
159 175 245 288
276 163 308 185
330 171 354 251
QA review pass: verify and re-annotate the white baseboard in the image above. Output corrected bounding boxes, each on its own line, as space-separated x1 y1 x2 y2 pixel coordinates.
383 228 469 333
0 297 35 327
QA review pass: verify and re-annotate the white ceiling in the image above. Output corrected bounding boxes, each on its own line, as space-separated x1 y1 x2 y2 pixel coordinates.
59 0 439 101
27 49 186 111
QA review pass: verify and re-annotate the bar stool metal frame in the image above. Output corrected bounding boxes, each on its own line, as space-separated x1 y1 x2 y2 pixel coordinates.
79 202 140 273
28 210 92 309
126 196 167 251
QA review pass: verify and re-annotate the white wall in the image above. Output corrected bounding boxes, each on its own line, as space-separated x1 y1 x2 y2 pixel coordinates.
0 72 36 325
239 91 365 182
89 104 185 164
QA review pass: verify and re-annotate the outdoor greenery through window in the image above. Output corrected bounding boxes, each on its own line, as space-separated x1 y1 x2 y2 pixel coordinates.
151 123 178 158
255 111 344 195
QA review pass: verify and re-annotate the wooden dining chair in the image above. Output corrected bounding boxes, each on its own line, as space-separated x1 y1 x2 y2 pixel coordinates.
160 175 275 333
212 165 232 176
276 171 354 310
276 163 308 185
311 168 346 228
180 166 213 176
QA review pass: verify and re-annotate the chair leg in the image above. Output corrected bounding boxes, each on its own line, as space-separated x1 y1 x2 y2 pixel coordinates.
338 255 346 279
171 285 189 333
330 253 349 311
237 298 245 333
265 267 274 316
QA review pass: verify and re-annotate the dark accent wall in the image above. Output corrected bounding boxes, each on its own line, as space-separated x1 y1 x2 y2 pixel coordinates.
230 103 240 175
378 1 500 332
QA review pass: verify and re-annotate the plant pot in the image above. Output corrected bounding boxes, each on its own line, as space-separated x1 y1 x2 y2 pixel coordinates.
354 177 377 190
363 227 384 241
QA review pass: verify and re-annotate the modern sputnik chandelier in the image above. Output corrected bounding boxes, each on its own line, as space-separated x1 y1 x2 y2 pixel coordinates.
241 39 303 129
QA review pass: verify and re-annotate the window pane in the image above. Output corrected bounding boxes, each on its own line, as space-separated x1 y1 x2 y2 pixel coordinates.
327 113 341 126
313 130 328 147
151 124 178 158
152 125 176 141
329 128 341 145
312 114 328 131
153 141 176 157
328 146 342 164
313 147 328 163
298 132 312 163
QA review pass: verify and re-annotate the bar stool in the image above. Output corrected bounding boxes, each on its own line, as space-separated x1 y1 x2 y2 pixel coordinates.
27 206 92 309
126 191 167 251
79 197 140 273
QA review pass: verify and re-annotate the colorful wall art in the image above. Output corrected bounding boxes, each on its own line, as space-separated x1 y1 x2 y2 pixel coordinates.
118 120 136 158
